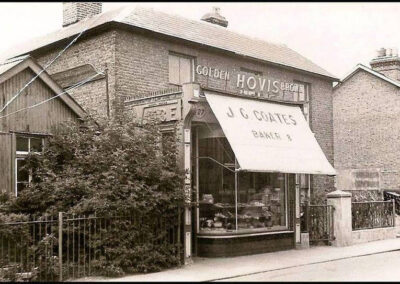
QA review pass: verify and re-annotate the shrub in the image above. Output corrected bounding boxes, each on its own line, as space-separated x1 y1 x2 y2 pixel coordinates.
0 113 185 277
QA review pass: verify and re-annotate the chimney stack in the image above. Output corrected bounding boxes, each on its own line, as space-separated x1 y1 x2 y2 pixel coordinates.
63 2 102 27
201 7 229 28
370 46 400 81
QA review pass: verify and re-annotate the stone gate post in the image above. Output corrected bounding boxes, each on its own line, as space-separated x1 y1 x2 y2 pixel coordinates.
327 190 352 247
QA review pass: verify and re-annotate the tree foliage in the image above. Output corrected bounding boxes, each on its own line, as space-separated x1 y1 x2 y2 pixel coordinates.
0 113 185 278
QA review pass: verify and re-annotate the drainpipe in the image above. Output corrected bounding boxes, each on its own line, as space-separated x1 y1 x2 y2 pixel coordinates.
105 63 110 118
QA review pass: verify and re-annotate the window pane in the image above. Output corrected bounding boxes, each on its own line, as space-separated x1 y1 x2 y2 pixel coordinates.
17 159 29 182
16 137 29 152
198 137 236 233
298 85 305 101
17 183 28 195
30 137 43 153
168 54 180 85
237 172 286 231
197 135 288 234
179 57 192 84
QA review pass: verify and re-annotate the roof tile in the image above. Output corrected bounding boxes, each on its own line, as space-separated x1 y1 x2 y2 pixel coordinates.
2 6 337 80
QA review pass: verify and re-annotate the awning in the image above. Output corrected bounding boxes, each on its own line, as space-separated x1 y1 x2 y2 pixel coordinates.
204 92 336 175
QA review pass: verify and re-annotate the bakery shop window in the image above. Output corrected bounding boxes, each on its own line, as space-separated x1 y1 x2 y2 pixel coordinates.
197 132 288 234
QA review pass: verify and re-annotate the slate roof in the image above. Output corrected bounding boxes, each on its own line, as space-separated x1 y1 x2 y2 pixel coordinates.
2 6 338 80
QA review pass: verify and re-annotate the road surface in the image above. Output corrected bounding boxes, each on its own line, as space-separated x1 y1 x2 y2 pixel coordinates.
217 250 400 281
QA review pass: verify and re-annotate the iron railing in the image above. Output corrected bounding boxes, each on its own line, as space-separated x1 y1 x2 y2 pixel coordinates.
301 204 334 245
383 191 400 215
0 209 183 282
0 215 58 282
352 200 395 231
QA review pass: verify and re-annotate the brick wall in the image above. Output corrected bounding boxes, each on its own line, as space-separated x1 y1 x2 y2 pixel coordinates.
33 26 335 197
333 69 400 190
34 29 117 117
114 29 335 196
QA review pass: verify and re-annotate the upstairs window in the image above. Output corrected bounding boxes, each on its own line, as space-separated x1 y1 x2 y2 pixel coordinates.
169 53 193 85
292 82 309 103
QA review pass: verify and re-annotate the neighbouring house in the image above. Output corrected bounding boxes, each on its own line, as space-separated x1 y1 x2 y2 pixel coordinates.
2 3 338 260
0 55 85 197
333 47 400 200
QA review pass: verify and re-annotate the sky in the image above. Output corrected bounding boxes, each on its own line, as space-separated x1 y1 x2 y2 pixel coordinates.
1 2 400 79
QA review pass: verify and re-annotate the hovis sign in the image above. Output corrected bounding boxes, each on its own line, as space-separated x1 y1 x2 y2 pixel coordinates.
204 92 336 175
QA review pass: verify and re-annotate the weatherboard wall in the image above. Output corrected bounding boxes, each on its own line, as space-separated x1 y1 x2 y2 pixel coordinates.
0 68 79 133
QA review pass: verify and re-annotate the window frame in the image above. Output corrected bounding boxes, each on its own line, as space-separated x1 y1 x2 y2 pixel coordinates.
168 52 195 86
196 130 289 235
15 135 45 197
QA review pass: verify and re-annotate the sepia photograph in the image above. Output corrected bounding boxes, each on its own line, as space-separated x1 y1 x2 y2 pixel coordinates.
0 1 399 282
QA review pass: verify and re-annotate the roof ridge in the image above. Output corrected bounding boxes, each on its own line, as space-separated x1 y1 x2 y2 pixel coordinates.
1 4 338 80
125 6 335 79
336 63 400 89
131 5 287 48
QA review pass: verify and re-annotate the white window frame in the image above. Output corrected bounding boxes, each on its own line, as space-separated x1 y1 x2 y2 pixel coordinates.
15 136 44 197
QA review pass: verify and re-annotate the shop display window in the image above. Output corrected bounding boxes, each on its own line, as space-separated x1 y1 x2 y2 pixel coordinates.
197 133 288 234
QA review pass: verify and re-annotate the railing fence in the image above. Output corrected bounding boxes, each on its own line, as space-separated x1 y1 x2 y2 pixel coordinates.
352 200 395 231
0 209 183 282
383 191 400 215
301 204 335 245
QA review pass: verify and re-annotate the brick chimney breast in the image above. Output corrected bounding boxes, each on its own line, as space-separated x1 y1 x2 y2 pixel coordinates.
370 47 400 81
201 7 228 28
63 2 102 27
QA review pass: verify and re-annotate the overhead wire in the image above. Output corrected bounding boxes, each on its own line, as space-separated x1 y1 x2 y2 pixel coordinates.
0 72 102 120
0 17 93 114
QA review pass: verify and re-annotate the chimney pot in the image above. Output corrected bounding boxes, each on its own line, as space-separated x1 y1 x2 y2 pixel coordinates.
393 48 399 57
377 48 386 57
371 47 400 81
201 7 229 28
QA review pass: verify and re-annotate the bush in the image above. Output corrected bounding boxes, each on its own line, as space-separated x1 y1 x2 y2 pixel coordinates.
0 113 185 277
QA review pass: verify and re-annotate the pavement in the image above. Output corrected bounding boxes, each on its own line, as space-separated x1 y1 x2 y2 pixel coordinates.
77 237 400 282
219 250 400 281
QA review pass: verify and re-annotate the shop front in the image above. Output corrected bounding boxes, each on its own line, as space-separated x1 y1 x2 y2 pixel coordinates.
125 76 336 261
183 88 336 257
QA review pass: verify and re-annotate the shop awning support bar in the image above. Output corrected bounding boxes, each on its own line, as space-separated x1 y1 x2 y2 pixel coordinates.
196 156 236 173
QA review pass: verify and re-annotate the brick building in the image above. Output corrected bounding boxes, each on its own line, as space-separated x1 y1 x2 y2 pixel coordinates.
3 3 338 260
334 47 400 200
